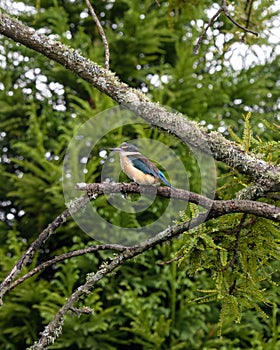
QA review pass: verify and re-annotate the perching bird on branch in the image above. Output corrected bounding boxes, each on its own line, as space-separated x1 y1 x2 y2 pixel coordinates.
110 142 175 189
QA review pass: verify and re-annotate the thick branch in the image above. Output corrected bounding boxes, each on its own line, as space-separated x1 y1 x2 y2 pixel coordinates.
0 12 279 194
78 182 280 221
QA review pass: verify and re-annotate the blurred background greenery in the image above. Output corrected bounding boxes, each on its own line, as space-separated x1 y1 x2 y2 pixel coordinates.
0 1 279 348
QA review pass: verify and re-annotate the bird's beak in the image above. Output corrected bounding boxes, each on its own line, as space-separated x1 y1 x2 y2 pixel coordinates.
109 147 122 152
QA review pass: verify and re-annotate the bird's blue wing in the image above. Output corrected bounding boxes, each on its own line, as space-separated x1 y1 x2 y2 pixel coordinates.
129 156 159 178
129 155 175 189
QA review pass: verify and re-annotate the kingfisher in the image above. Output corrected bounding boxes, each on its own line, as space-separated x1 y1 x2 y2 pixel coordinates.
110 142 175 189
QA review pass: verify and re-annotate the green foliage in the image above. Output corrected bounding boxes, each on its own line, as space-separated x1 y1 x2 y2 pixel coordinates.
177 212 279 335
0 228 45 348
217 112 280 200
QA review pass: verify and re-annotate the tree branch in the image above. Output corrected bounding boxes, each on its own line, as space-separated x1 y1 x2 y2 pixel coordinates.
8 244 127 292
78 182 280 221
0 179 276 347
0 12 278 196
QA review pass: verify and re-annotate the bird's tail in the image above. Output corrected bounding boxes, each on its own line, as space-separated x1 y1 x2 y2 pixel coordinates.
159 171 176 190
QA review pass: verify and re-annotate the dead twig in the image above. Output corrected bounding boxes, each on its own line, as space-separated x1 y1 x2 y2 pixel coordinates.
193 7 223 55
221 0 258 36
194 0 258 54
85 0 110 69
242 0 255 41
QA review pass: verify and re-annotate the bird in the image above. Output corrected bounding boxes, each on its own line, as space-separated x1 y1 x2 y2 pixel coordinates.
110 142 175 189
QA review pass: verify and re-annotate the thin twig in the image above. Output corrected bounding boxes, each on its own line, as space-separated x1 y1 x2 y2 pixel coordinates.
193 7 223 55
221 0 258 36
85 0 110 69
245 0 254 27
157 255 182 265
8 244 127 292
242 0 254 41
219 213 249 272
194 0 258 54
